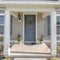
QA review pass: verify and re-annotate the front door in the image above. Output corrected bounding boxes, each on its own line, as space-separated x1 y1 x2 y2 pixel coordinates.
24 15 36 44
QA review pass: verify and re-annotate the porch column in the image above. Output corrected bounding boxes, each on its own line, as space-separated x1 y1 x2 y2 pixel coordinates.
4 9 10 57
51 11 57 56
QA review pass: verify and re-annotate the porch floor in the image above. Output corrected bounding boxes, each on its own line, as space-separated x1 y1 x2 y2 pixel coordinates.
10 43 50 54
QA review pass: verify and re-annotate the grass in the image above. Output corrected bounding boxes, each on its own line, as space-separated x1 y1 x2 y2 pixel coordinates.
51 57 60 60
3 58 11 60
57 46 60 51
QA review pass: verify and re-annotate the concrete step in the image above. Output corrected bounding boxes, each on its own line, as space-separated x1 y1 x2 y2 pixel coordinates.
14 58 47 60
9 53 51 58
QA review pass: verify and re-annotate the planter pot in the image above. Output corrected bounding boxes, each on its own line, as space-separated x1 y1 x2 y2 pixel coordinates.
39 41 43 44
18 40 20 44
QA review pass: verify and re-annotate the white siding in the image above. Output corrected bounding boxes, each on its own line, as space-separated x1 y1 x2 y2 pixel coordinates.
10 13 50 41
10 13 23 40
42 12 50 40
37 13 50 40
37 13 44 38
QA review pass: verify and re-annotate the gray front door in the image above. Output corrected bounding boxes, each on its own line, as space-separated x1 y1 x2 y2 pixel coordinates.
24 15 36 44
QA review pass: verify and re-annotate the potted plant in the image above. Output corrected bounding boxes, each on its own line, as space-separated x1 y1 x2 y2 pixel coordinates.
17 33 22 44
38 34 44 44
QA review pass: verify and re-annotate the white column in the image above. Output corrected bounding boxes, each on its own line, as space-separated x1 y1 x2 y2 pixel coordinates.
51 11 57 56
4 10 10 57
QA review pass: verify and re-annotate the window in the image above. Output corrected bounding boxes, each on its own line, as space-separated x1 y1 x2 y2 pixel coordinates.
0 15 13 35
47 16 50 35
0 16 4 34
0 26 4 34
57 16 60 35
47 15 60 35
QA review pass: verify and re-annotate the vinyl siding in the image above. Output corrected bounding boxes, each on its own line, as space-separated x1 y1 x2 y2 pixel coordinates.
10 13 23 40
37 13 50 40
37 13 44 38
10 13 50 41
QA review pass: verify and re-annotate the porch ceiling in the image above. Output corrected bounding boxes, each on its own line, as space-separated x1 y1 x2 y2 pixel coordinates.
6 6 55 12
10 43 50 54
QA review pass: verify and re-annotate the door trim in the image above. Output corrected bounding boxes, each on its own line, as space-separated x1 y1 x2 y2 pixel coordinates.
23 13 37 43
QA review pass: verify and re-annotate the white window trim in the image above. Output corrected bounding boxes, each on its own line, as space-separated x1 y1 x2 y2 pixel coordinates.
0 13 5 15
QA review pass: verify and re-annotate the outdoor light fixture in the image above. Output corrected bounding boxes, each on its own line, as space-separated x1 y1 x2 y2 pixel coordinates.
18 13 21 22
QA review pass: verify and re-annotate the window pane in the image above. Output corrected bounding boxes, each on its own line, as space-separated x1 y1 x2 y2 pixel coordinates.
57 26 60 34
0 16 4 24
57 16 60 25
0 26 4 34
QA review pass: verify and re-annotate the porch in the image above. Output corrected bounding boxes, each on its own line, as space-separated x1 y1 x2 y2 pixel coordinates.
10 12 51 44
8 12 51 57
10 43 51 58
10 43 50 54
7 12 54 57
3 6 57 57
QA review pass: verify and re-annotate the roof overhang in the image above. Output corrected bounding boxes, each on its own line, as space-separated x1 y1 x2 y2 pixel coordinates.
0 1 60 7
0 1 60 5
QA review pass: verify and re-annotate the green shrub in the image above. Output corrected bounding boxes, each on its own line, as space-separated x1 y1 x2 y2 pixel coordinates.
57 47 60 51
51 57 60 60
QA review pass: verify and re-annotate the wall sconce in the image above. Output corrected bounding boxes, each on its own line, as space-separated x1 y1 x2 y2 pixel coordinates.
18 13 21 22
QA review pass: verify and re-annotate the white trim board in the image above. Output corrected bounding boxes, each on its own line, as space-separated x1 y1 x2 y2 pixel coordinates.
23 13 37 43
0 1 60 5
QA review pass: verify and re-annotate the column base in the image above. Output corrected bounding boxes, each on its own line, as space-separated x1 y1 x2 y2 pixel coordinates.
51 50 57 57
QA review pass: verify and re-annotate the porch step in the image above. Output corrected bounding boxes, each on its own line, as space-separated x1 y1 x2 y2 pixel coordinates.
14 58 47 60
9 53 51 58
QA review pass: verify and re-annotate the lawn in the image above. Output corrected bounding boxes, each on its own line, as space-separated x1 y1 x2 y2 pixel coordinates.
51 57 60 60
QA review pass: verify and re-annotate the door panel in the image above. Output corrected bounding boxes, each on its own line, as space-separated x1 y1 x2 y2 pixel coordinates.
24 15 36 44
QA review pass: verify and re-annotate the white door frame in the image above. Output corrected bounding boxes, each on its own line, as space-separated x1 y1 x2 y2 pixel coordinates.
23 13 37 43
